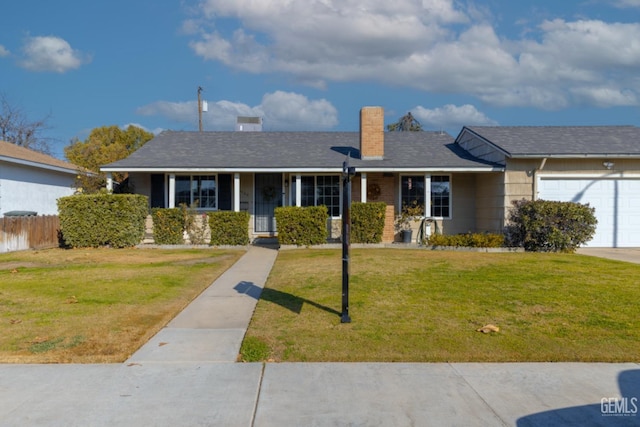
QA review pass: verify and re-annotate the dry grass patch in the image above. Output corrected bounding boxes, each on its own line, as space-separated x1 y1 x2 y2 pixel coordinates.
0 247 243 363
242 249 640 362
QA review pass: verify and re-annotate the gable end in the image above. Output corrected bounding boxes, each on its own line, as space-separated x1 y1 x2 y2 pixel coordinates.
455 128 507 165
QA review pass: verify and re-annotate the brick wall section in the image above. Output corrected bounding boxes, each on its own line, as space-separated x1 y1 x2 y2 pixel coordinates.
363 172 397 243
383 205 396 242
360 106 384 159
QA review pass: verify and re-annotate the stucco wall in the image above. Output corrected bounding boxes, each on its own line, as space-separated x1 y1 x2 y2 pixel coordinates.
443 174 476 234
503 159 538 225
129 173 151 205
475 172 505 233
536 158 640 173
502 158 640 228
0 162 76 216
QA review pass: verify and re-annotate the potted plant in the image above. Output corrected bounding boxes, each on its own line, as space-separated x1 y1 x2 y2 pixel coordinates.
395 200 424 243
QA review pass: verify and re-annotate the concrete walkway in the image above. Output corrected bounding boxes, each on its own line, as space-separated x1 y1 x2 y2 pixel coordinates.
1 246 639 426
127 245 278 364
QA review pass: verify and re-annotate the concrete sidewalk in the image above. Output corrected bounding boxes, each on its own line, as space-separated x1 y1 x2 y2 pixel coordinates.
1 246 639 426
1 362 638 426
128 245 279 363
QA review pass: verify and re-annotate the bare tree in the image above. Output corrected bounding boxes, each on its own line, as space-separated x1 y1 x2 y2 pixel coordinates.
387 112 423 132
0 93 52 154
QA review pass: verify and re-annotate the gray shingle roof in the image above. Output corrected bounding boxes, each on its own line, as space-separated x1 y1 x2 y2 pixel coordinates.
102 131 501 171
464 126 640 157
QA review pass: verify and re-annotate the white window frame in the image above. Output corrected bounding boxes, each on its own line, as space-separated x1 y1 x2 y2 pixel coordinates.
173 174 218 211
289 174 342 218
399 174 452 219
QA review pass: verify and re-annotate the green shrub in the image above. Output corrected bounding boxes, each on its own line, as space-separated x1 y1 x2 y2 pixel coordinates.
58 194 148 248
183 204 209 245
151 208 184 245
275 206 328 246
506 199 597 252
208 211 250 246
427 232 505 248
351 202 386 243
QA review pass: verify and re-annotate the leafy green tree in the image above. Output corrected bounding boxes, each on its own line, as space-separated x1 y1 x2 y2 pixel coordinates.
387 112 423 132
65 125 153 193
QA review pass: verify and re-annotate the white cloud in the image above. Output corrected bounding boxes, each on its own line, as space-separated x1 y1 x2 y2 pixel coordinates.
0 45 9 57
122 123 165 135
136 91 338 131
20 35 90 73
612 0 640 7
260 91 338 130
413 104 498 131
185 0 640 109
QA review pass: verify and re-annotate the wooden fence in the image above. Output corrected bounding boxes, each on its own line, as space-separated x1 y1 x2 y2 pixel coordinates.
0 215 60 253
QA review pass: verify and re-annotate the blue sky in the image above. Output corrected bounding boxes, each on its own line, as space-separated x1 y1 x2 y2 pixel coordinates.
2 0 640 159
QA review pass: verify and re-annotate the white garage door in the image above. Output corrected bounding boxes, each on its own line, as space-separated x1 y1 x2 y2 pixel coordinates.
538 177 640 247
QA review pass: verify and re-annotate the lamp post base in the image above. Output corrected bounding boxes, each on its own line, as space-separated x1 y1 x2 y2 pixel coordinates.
341 313 351 323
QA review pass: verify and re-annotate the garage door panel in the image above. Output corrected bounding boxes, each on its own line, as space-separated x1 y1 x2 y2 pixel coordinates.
538 178 640 248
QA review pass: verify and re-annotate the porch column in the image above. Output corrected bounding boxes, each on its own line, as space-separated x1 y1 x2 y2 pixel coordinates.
424 174 431 217
295 174 302 207
360 173 367 203
234 173 240 212
106 173 113 192
168 174 176 208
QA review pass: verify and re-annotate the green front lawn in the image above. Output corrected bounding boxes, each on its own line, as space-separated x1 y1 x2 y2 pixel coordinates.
0 248 243 363
242 249 640 362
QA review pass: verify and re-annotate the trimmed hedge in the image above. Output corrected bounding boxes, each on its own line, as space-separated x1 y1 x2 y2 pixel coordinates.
275 206 328 246
208 211 250 246
58 194 148 248
151 208 184 245
427 232 505 248
506 199 597 252
351 202 386 243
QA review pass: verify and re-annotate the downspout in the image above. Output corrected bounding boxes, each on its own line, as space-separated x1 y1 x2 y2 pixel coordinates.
233 173 240 212
106 173 113 192
360 173 367 203
532 158 547 200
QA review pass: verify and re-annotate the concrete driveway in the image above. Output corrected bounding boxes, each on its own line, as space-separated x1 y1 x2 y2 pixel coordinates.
576 248 640 264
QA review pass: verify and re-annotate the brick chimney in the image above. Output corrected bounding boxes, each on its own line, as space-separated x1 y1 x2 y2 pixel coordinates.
360 106 384 160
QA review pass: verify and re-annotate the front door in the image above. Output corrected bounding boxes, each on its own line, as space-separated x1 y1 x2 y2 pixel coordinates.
255 173 282 233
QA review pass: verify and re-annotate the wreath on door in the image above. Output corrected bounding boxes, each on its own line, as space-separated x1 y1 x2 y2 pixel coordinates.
367 182 381 200
262 185 277 201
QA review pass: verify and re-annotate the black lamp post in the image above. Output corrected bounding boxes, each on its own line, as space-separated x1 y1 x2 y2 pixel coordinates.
341 157 356 323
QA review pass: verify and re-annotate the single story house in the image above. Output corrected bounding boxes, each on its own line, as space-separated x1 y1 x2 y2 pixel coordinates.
0 140 80 216
101 107 640 247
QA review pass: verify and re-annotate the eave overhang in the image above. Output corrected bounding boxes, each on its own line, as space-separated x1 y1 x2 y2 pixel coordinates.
101 166 505 174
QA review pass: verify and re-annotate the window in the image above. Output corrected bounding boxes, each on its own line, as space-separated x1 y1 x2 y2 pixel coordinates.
401 176 425 214
300 176 315 207
293 175 341 217
431 176 450 217
400 175 451 218
174 175 217 209
316 175 340 217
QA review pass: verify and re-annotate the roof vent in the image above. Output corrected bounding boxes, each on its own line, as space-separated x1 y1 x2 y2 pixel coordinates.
236 116 263 132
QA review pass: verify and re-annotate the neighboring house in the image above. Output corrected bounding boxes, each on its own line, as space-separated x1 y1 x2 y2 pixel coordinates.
101 107 640 247
0 141 80 216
